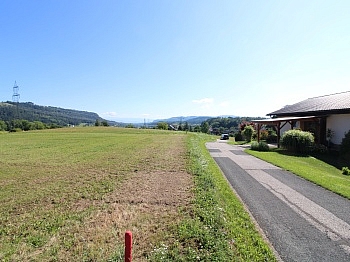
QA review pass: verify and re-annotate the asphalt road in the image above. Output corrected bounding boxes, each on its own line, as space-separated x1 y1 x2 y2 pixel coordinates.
206 141 350 262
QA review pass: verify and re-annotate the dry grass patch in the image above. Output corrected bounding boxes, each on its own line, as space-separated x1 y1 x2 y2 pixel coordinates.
73 168 193 261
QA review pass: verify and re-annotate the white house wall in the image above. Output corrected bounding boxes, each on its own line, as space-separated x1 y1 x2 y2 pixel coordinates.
326 114 350 145
280 121 300 135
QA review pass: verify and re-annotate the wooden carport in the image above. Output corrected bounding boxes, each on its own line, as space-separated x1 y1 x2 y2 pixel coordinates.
251 116 320 148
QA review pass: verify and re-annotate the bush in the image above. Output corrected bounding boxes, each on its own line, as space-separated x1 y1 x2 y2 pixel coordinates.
342 167 350 176
311 144 328 154
9 128 23 133
280 129 314 153
243 125 255 142
251 141 269 152
340 130 350 159
266 128 278 143
157 122 168 130
267 133 278 143
0 120 6 131
260 130 269 140
234 132 244 141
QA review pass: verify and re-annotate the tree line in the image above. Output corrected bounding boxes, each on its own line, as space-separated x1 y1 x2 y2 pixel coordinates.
0 119 59 132
155 116 269 136
0 101 106 126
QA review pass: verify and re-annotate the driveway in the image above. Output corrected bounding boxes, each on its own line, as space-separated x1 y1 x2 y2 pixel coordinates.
206 140 350 262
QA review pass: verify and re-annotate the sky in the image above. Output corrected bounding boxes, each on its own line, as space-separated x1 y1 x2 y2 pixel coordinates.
1 1 350 122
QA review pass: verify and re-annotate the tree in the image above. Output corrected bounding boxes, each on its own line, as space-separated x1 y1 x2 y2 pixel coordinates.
184 122 189 131
157 122 168 130
193 125 201 132
239 121 255 132
200 121 209 134
243 125 255 142
21 120 32 131
0 120 6 131
95 119 100 126
32 121 46 130
101 120 109 126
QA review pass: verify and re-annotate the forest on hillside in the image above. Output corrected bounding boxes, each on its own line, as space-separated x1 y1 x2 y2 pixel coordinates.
202 116 265 134
0 102 110 127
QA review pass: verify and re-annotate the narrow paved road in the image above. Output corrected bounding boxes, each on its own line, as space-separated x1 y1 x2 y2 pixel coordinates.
206 141 350 262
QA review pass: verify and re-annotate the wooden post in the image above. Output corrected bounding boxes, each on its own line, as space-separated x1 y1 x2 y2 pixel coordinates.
125 231 132 262
277 122 281 148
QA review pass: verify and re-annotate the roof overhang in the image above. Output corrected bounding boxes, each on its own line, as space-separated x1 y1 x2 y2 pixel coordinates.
251 116 320 125
252 116 324 148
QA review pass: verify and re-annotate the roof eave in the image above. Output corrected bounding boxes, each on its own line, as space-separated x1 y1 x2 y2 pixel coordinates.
267 108 350 117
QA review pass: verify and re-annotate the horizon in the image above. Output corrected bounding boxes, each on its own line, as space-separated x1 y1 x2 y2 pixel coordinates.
2 100 251 124
1 1 349 121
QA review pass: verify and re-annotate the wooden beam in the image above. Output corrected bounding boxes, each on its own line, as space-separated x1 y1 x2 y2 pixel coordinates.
277 122 281 148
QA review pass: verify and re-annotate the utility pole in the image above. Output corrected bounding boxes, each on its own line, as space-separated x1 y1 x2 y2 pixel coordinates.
12 81 20 120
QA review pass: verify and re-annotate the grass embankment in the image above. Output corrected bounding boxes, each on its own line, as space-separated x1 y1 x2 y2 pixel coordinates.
0 128 276 261
247 149 350 200
184 134 276 261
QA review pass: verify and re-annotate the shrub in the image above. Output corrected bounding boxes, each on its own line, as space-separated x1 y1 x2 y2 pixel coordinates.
250 141 259 150
9 128 22 133
280 129 314 153
259 128 278 143
157 122 168 130
340 130 350 159
239 121 255 131
251 141 269 152
0 120 6 131
243 125 255 142
311 144 328 154
260 130 269 140
266 128 278 143
342 167 350 176
234 132 244 141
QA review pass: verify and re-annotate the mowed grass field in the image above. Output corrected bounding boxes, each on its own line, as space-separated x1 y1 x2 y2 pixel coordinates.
0 127 276 261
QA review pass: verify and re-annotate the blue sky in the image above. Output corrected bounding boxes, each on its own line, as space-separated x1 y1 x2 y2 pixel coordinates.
1 1 349 122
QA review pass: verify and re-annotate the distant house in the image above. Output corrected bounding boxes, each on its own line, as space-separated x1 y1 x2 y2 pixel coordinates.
252 91 350 147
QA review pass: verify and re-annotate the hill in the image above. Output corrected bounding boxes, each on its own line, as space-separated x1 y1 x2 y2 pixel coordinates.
151 115 241 126
152 116 214 125
0 101 117 126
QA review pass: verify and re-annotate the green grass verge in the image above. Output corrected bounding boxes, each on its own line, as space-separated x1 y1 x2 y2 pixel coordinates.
149 133 276 261
246 149 350 200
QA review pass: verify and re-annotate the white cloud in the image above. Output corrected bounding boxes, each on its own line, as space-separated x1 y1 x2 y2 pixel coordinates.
219 101 230 107
192 98 214 109
192 98 214 104
101 112 118 118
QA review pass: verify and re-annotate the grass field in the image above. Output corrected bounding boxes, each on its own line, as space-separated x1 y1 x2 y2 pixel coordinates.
0 127 276 261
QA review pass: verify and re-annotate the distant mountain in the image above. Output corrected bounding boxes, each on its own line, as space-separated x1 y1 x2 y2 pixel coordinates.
152 116 211 125
218 115 238 118
151 115 238 125
0 101 119 126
